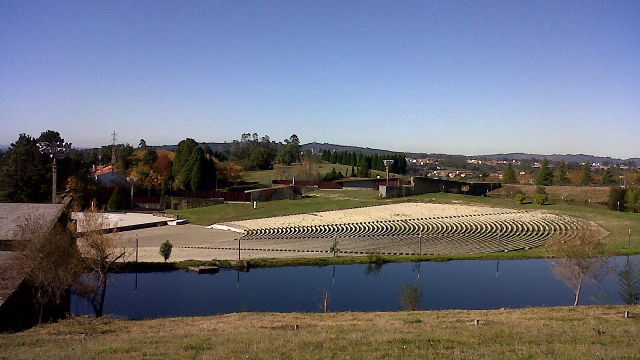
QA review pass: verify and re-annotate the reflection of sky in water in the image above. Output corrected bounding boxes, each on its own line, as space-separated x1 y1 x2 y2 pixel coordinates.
71 256 639 320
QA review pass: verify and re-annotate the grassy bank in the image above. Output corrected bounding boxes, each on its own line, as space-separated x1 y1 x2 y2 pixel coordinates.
1 306 638 359
117 249 556 272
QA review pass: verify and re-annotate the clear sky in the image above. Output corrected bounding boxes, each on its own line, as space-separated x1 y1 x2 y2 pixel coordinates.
1 1 638 158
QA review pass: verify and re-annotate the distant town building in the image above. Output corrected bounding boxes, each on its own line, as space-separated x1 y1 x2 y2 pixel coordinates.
92 165 126 186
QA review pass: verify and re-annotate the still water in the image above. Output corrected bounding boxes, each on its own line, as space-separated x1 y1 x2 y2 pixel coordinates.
72 256 639 319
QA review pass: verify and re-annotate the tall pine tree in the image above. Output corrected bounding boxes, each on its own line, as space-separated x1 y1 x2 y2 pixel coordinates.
502 163 517 184
535 159 554 186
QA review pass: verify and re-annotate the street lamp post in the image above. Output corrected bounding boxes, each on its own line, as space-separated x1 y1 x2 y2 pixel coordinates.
37 141 71 204
127 177 137 209
382 159 394 187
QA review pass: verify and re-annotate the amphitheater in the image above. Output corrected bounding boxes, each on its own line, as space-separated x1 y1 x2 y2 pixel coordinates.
193 203 590 256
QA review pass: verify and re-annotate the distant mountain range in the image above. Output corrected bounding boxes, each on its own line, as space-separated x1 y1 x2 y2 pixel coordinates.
3 141 634 165
300 143 638 165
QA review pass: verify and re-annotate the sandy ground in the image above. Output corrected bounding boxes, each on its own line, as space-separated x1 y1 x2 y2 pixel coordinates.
107 224 241 262
106 203 578 262
225 202 519 230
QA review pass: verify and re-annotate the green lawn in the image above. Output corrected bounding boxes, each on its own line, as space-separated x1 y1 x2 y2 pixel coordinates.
2 306 638 359
242 163 404 186
167 191 382 225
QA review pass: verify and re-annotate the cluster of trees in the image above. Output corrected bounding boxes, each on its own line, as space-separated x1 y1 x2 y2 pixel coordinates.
172 138 216 191
0 131 95 204
321 168 345 181
230 133 279 170
608 186 640 212
320 150 408 176
501 158 637 187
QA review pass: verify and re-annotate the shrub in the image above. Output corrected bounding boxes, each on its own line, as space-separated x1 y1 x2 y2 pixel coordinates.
608 187 626 211
159 240 173 262
534 193 549 205
515 193 526 204
106 187 129 211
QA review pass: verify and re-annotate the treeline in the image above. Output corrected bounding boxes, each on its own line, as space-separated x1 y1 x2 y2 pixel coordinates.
502 159 639 187
0 131 96 204
0 130 305 208
320 150 407 176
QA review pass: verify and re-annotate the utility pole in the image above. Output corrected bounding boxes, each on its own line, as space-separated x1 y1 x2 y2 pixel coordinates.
37 140 71 204
111 131 117 168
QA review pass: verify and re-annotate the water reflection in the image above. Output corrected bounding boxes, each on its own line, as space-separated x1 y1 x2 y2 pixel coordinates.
71 255 639 320
400 282 423 311
365 262 384 276
73 273 109 317
617 256 640 305
548 256 611 306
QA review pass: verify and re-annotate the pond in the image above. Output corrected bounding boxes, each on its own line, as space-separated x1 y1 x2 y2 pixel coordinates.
72 255 640 319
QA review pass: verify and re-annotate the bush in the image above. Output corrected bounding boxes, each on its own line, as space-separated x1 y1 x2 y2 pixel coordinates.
608 187 626 211
159 240 173 262
534 193 549 205
535 185 547 195
106 187 129 211
515 193 526 204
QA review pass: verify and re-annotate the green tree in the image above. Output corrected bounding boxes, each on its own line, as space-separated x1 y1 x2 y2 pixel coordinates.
554 161 571 185
357 155 370 178
624 187 640 213
579 163 594 186
329 151 337 164
502 163 517 184
107 186 129 210
601 168 617 186
608 187 626 211
0 134 50 202
187 147 216 191
279 134 301 165
142 149 158 167
535 159 554 186
172 138 199 178
159 240 173 262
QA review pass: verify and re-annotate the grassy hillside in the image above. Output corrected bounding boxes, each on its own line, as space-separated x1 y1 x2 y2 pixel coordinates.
242 162 404 186
1 306 638 359
493 184 610 204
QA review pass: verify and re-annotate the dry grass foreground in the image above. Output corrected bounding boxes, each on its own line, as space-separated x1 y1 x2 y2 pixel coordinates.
1 306 638 359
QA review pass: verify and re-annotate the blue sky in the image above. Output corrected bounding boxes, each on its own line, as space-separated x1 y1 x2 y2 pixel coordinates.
1 1 638 158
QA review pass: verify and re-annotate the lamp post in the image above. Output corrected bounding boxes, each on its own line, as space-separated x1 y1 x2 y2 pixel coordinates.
37 141 71 204
383 159 394 187
127 177 137 209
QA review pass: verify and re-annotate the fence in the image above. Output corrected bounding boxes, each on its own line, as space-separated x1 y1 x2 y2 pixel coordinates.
272 180 343 189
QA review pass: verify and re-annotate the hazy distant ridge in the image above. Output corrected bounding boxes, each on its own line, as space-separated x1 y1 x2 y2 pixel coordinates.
6 141 633 165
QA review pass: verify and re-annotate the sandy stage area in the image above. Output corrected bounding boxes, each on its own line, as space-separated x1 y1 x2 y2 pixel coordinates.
224 202 519 231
